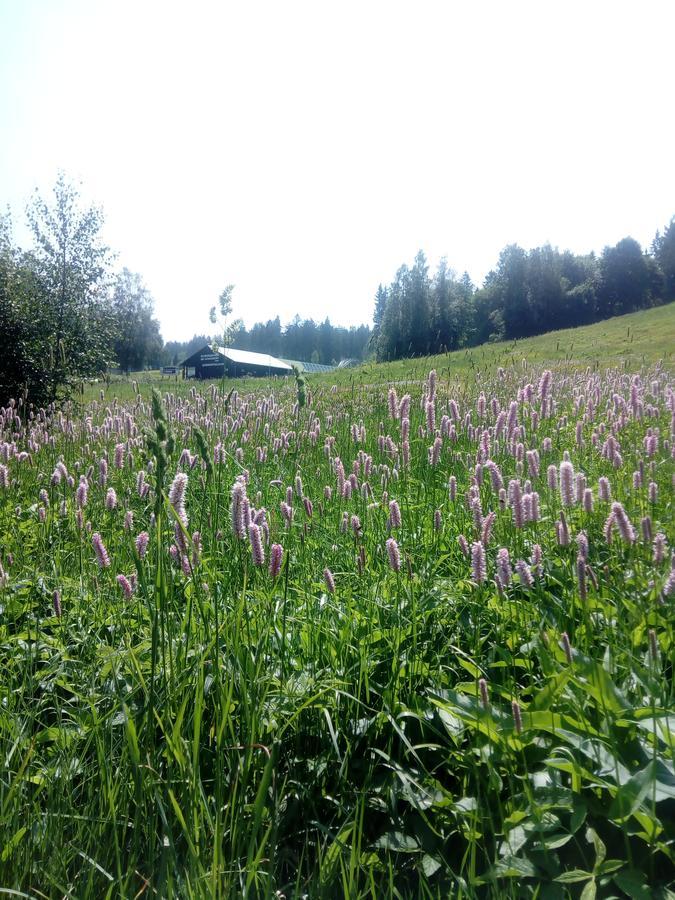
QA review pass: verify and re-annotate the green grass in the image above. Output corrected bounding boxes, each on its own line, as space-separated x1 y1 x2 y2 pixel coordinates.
0 310 674 897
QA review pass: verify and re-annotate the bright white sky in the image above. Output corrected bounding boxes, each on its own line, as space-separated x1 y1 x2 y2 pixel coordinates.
1 1 674 341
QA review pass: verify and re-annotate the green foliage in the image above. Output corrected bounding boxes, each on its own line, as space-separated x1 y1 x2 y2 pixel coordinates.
0 177 168 405
652 216 675 301
374 216 674 364
111 268 163 372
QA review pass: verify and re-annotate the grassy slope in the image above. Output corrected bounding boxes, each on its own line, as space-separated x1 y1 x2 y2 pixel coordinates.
332 302 675 388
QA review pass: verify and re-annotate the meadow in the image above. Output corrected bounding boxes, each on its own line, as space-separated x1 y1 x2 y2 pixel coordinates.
0 309 674 898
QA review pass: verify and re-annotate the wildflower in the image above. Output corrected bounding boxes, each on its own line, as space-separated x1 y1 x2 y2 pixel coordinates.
576 555 587 601
433 509 442 531
52 590 62 617
515 559 534 588
526 449 540 479
76 479 88 508
386 537 401 572
531 543 542 578
231 480 247 538
583 487 594 513
481 511 496 546
429 436 442 466
561 631 573 665
509 479 524 528
538 369 552 401
428 369 437 399
192 531 202 566
114 443 125 469
425 400 436 433
323 567 335 593
269 543 283 578
575 472 586 504
471 496 483 533
663 570 675 598
458 534 469 557
653 533 667 565
92 532 111 569
486 460 503 492
248 523 265 566
511 700 523 734
556 512 570 546
169 472 188 511
389 499 402 528
449 476 457 501
559 460 574 507
478 677 489 708
351 514 361 536
471 541 486 583
603 512 615 545
496 547 512 587
135 531 150 558
387 387 399 419
116 574 133 599
611 502 635 544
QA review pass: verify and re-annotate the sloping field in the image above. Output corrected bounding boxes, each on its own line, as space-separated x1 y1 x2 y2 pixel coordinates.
329 303 675 389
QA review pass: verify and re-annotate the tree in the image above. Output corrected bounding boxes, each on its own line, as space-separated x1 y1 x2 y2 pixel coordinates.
652 217 675 301
0 176 118 406
597 237 652 317
25 173 115 401
111 268 163 372
371 284 388 345
209 284 243 349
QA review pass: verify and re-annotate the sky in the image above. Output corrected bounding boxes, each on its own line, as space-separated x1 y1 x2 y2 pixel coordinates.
1 0 674 341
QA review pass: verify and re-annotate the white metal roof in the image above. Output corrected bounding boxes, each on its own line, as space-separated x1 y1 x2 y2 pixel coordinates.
218 347 292 371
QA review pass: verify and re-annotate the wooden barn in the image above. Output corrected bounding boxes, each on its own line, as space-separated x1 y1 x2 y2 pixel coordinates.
180 346 293 379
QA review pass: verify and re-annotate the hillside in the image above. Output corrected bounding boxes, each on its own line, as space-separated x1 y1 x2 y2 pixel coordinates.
331 303 675 387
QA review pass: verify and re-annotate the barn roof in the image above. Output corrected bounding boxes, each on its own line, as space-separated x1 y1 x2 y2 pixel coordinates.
280 358 335 373
219 348 292 370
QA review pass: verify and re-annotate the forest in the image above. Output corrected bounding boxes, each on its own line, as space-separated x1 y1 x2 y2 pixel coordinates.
371 224 675 361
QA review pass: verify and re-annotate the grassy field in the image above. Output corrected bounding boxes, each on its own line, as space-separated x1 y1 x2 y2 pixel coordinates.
0 309 674 897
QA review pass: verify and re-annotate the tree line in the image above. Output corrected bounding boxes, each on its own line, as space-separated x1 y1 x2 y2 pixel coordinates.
163 317 371 368
372 221 675 361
